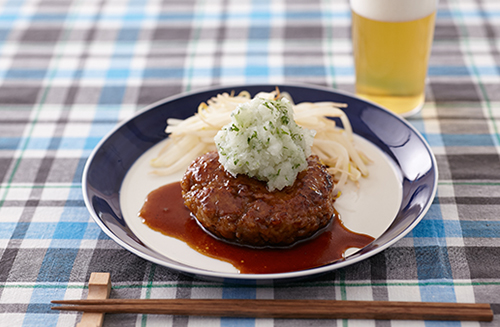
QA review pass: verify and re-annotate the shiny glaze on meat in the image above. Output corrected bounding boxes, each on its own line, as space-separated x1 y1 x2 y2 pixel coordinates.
181 152 336 247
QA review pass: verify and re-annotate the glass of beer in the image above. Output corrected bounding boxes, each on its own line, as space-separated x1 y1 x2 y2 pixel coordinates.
350 0 437 116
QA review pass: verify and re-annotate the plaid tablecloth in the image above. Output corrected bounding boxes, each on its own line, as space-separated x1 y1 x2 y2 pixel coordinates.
1 0 499 326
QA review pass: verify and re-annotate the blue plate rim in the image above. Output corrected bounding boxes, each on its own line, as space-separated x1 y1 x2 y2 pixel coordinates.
82 82 438 282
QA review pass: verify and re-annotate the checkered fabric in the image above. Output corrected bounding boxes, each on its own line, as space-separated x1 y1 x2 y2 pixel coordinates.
0 0 499 326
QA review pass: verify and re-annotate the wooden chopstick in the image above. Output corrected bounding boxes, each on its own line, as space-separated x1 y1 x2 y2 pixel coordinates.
51 299 493 321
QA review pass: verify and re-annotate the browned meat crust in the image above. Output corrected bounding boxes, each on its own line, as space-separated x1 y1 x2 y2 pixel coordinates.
180 151 336 247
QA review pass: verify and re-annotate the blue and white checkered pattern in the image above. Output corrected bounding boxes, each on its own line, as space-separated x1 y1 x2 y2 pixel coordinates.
0 0 499 326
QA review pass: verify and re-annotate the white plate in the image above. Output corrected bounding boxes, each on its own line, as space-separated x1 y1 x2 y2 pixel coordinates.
82 83 438 282
120 135 403 273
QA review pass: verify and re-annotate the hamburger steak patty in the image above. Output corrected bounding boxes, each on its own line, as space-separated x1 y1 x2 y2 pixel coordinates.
181 151 336 247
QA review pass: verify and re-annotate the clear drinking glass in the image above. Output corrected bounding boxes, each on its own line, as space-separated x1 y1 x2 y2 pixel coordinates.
350 0 437 117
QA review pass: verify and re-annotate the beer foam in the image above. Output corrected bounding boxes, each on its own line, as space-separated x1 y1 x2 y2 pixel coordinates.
350 0 437 22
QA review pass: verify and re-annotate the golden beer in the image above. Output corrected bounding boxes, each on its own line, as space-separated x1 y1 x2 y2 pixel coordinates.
351 1 436 116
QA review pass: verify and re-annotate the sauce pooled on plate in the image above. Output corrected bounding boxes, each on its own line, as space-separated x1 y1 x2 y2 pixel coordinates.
139 182 374 274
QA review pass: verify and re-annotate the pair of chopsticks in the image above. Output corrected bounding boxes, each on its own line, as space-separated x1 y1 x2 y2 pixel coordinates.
51 299 493 321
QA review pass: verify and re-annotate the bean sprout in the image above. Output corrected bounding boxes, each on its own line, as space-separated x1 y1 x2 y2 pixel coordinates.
150 90 370 190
